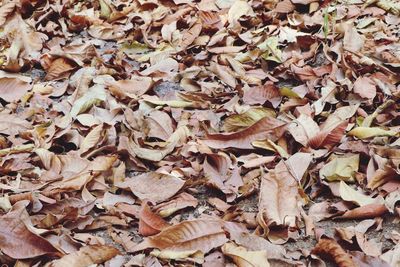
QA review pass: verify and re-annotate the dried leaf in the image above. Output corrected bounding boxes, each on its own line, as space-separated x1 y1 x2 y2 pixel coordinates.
132 219 228 253
222 242 270 267
116 172 185 203
49 245 119 267
204 116 286 149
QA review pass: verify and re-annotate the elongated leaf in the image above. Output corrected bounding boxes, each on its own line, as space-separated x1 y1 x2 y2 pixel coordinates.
204 116 286 149
132 219 228 253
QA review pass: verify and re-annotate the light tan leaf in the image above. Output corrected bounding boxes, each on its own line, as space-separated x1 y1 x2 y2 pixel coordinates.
319 154 359 182
257 161 301 230
49 245 119 267
130 126 189 161
70 85 107 118
131 219 228 253
353 77 376 100
208 62 237 88
79 123 105 154
242 84 281 107
204 116 286 149
116 172 185 203
0 113 32 135
180 20 202 50
155 192 199 217
348 127 397 139
222 242 270 267
144 110 174 141
228 0 253 27
343 24 364 53
0 77 32 102
339 181 377 207
108 76 153 99
151 249 204 263
223 107 276 132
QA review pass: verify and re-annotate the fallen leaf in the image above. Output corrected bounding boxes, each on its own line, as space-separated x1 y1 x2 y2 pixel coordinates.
348 127 397 139
204 116 286 149
311 238 356 267
222 242 270 267
132 219 228 253
139 202 170 236
339 181 378 207
319 154 359 182
48 245 119 267
0 203 59 259
116 172 185 203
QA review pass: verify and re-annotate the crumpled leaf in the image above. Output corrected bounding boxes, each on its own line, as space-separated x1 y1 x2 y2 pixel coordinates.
130 126 190 161
320 154 359 182
257 160 301 241
221 242 270 267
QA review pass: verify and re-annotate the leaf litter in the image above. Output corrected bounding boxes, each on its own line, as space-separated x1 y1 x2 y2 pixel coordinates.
0 0 399 266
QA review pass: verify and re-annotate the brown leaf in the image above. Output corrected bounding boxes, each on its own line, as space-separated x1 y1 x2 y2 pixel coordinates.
0 113 32 135
311 238 356 267
154 192 199 217
0 77 31 102
180 19 202 50
0 202 59 259
338 204 388 220
204 116 286 149
132 219 228 253
139 202 170 236
44 58 76 81
257 161 301 236
49 245 119 267
243 84 281 107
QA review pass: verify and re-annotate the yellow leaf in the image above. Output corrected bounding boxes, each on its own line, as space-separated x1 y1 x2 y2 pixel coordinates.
70 85 107 118
319 154 359 182
252 139 289 158
279 87 300 99
258 37 282 63
150 249 204 264
347 127 397 139
223 107 275 132
222 242 270 267
339 181 377 206
228 0 253 26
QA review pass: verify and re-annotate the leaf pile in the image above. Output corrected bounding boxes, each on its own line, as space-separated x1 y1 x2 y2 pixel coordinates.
0 0 399 266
